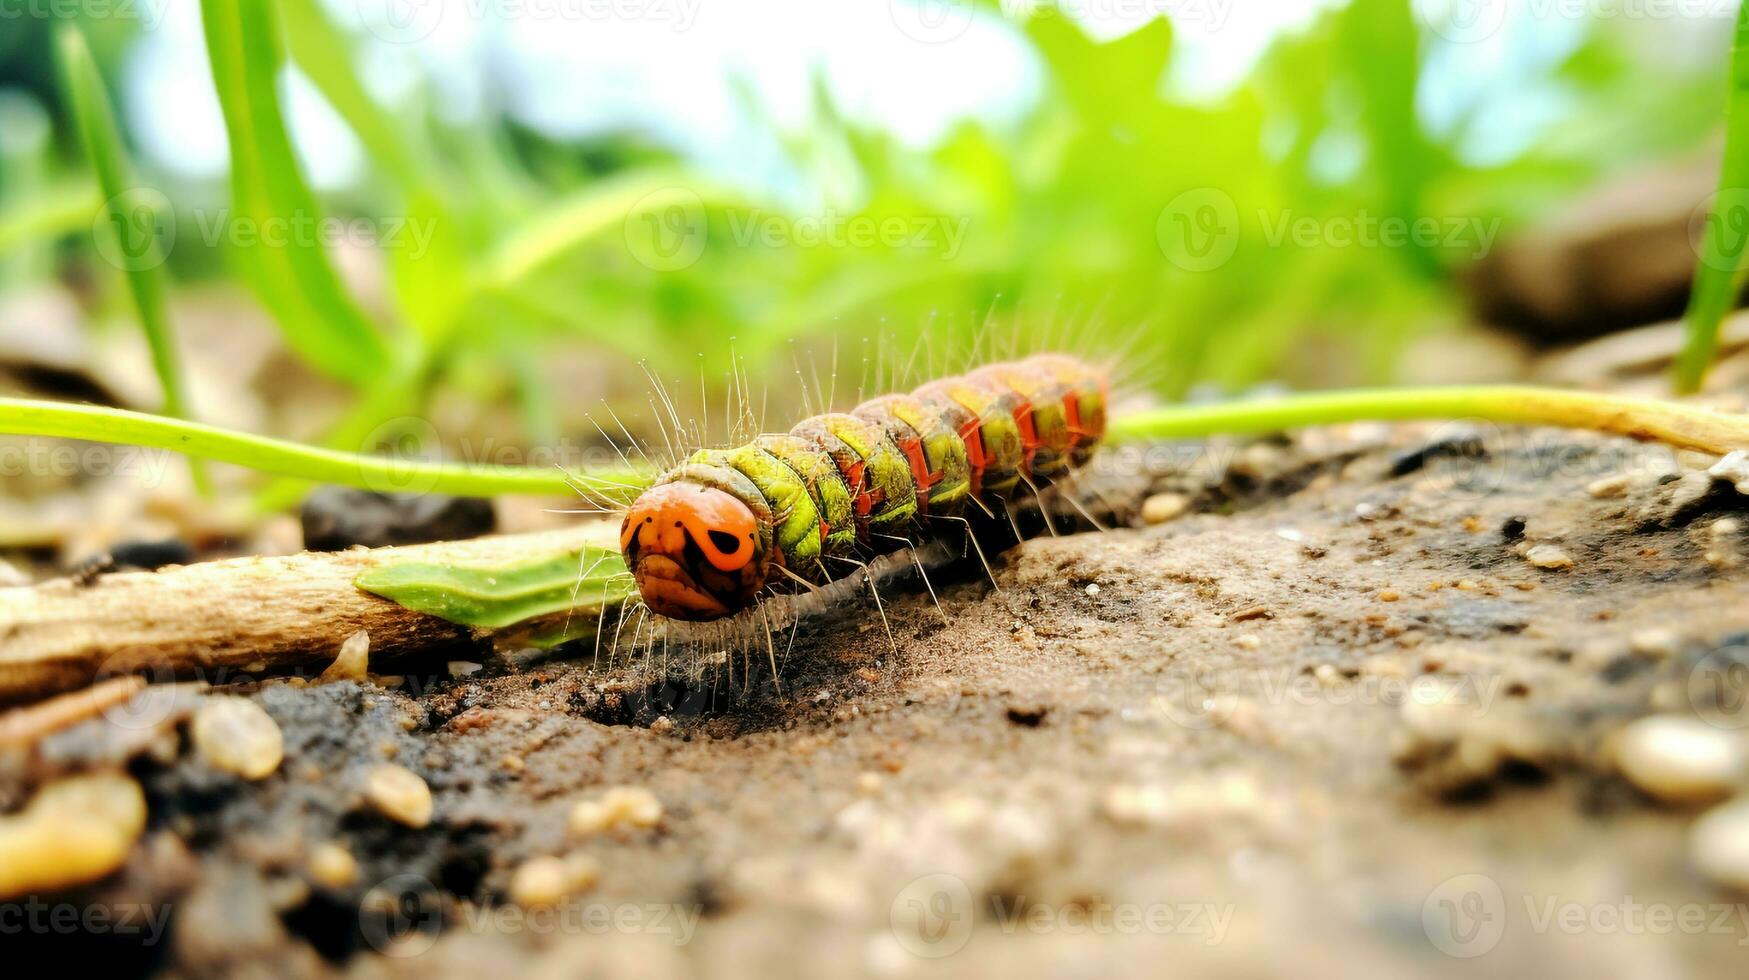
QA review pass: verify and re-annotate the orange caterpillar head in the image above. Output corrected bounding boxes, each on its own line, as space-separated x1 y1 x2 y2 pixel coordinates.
619 481 769 620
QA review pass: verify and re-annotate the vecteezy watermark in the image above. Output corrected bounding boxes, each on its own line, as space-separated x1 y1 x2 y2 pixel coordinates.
1156 188 1241 273
90 193 441 272
726 210 971 258
1413 0 1735 44
0 0 170 29
888 874 1233 958
1257 209 1500 261
358 874 700 957
889 0 1234 44
1423 874 1749 957
1690 187 1749 273
620 187 974 271
1688 642 1749 730
0 900 172 944
0 440 176 486
1156 188 1501 273
354 0 701 44
1151 670 1509 731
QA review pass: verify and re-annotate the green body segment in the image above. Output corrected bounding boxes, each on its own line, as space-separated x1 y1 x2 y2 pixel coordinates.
641 354 1108 591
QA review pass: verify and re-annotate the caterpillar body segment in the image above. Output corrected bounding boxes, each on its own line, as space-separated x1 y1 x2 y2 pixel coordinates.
619 354 1110 621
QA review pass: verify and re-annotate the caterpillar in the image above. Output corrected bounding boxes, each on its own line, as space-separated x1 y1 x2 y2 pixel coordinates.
618 354 1109 622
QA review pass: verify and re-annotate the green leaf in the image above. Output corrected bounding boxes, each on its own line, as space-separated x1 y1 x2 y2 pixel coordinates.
198 0 391 385
1676 2 1749 393
55 25 209 494
355 545 632 633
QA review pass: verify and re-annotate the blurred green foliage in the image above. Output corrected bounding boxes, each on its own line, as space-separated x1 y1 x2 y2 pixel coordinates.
0 0 1735 469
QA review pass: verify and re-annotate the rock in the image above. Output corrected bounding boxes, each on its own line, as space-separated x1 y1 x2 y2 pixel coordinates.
192 697 285 780
1466 154 1716 343
0 771 148 899
569 786 664 836
362 764 434 828
301 489 494 551
1690 797 1749 890
1524 544 1575 570
320 630 371 684
306 842 359 890
1709 451 1749 495
1141 493 1191 525
1613 716 1747 805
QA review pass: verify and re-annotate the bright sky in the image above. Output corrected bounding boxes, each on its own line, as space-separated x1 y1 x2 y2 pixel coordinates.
124 0 1344 194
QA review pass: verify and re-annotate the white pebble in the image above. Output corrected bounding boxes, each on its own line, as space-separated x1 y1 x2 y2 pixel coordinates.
363 765 433 828
192 697 284 780
1615 717 1746 805
1141 493 1190 525
1524 544 1574 570
1690 797 1749 890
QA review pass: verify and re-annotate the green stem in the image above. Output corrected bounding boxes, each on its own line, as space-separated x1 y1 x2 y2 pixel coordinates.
0 397 651 499
1 386 1743 512
1107 385 1749 455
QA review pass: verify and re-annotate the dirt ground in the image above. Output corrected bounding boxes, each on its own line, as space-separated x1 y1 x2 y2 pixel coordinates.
9 416 1749 979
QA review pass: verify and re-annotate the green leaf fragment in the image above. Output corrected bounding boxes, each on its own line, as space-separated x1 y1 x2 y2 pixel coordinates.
355 545 632 632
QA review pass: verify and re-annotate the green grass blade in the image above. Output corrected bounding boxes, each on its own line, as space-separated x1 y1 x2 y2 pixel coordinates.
1675 3 1749 393
55 25 209 495
0 397 652 500
199 0 391 385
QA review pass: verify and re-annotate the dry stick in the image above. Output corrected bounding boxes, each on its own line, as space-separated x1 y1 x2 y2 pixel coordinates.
0 523 617 706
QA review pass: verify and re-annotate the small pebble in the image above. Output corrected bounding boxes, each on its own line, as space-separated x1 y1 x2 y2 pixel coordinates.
363 764 433 829
568 787 663 836
1141 492 1191 525
448 661 483 677
307 843 359 889
0 771 147 900
1614 716 1747 805
1524 544 1574 570
1586 473 1633 499
509 856 570 908
1629 630 1680 660
650 716 675 735
1235 634 1262 651
1084 583 1101 597
320 630 371 684
192 697 284 780
1708 451 1749 494
1378 590 1401 603
1690 797 1749 890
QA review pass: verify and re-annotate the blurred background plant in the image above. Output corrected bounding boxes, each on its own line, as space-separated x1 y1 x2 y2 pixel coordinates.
0 0 1739 517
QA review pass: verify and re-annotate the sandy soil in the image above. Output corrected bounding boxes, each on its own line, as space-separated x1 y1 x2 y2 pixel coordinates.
9 418 1749 979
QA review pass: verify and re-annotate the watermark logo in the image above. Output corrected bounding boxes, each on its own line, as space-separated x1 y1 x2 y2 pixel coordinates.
624 187 708 272
356 416 447 497
890 0 976 43
1413 0 1511 43
93 188 174 273
1423 873 1507 957
358 0 444 44
890 873 974 958
359 873 444 958
1688 643 1749 730
1690 187 1749 272
0 0 171 29
1157 188 1240 273
726 209 970 257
